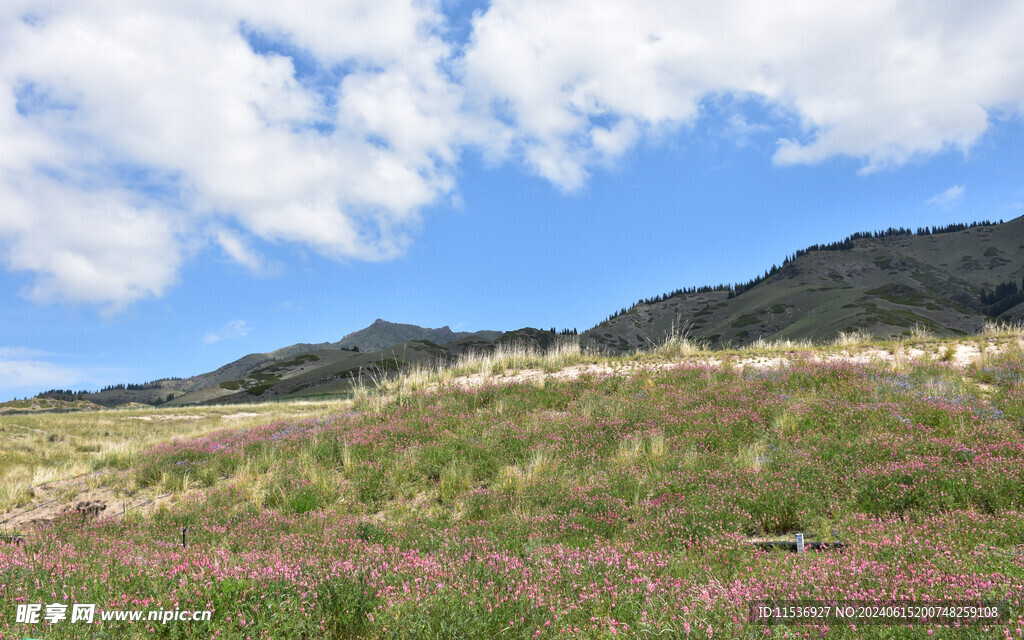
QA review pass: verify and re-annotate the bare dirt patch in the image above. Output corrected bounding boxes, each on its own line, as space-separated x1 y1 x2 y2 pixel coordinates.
0 471 180 532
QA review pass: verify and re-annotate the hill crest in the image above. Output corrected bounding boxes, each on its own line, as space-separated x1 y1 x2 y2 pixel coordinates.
581 216 1024 352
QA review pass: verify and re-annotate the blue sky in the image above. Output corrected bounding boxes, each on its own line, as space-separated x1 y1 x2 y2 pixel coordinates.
1 1 1023 400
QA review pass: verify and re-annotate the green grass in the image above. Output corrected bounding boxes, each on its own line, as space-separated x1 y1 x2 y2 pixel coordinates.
730 314 760 327
5 331 1024 638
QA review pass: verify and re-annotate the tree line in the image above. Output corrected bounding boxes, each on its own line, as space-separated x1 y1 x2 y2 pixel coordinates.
547 328 579 336
41 379 174 398
982 276 1024 317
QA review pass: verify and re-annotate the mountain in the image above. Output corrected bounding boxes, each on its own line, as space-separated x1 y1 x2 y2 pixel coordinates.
496 327 567 351
29 216 1024 406
161 324 549 405
335 319 499 353
582 216 1024 352
35 320 517 407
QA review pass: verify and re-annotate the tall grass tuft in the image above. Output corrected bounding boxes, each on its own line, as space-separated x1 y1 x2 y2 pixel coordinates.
982 319 1024 339
736 442 768 471
439 462 472 505
615 437 644 466
908 323 933 341
454 339 589 377
742 337 814 352
646 319 706 359
647 431 666 463
833 328 873 347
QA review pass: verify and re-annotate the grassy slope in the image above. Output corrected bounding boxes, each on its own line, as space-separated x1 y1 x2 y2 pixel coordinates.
585 217 1024 351
2 330 1024 639
172 335 561 405
46 322 508 408
0 397 105 413
0 401 344 511
192 341 437 404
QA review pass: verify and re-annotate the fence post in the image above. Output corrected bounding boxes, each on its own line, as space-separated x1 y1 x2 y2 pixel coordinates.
795 532 805 554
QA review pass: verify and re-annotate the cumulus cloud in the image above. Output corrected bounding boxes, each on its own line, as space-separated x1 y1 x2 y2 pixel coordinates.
460 0 1024 183
1 1 1022 309
0 0 466 308
927 185 966 208
203 319 251 344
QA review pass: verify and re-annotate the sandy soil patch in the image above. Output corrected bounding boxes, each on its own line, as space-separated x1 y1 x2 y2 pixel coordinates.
436 338 1022 391
134 414 205 422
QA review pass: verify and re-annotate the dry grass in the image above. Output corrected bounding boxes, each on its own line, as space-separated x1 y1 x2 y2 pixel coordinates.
969 339 1024 376
635 318 709 360
740 336 816 352
462 340 592 375
614 431 666 467
832 328 874 347
0 401 345 512
982 319 1024 339
736 442 769 472
615 437 645 465
370 339 596 400
647 431 666 462
908 323 933 342
772 410 801 437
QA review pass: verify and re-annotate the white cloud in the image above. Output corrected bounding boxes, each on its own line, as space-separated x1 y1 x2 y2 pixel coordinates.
0 346 116 397
723 114 771 148
0 346 54 359
1 1 1023 309
927 185 966 208
0 358 82 390
460 1 1024 184
0 173 184 313
0 1 466 308
213 227 268 274
204 319 252 344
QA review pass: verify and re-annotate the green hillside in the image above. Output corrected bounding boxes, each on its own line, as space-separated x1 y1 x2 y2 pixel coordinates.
189 330 565 404
35 321 507 407
29 216 1024 407
34 323 569 407
583 216 1024 352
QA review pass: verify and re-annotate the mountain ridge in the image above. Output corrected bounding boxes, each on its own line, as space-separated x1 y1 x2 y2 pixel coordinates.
580 216 1024 351
335 318 500 353
20 215 1024 406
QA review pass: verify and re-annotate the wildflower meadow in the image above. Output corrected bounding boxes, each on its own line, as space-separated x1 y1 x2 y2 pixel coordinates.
2 343 1024 638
